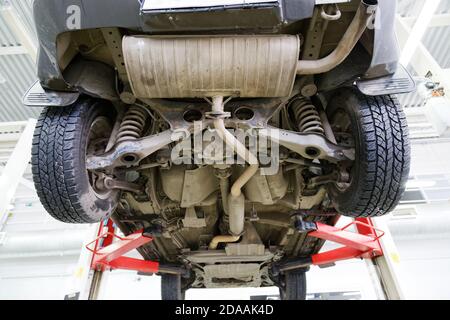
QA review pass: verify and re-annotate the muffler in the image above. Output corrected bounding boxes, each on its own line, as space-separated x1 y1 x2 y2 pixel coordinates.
122 35 300 99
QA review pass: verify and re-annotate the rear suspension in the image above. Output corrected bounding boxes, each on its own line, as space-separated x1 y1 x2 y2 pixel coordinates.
289 97 325 135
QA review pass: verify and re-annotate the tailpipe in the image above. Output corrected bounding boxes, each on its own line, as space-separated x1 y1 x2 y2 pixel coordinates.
209 235 240 250
297 0 378 75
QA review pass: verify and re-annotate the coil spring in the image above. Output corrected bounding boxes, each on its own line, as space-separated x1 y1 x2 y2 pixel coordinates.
116 106 149 144
290 97 325 135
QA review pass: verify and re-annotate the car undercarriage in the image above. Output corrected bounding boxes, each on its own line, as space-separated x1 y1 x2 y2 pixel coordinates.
26 0 413 300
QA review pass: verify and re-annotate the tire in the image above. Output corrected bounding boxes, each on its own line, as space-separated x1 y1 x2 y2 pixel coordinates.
31 97 119 223
279 270 307 300
161 274 185 300
326 88 410 218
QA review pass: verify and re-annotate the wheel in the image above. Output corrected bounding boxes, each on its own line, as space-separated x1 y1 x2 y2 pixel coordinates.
326 88 410 218
31 97 119 223
161 274 185 300
279 270 307 300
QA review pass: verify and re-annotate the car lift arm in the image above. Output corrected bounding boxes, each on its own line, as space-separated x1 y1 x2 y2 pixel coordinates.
67 216 402 300
279 218 384 271
86 227 159 273
310 218 384 264
90 217 385 277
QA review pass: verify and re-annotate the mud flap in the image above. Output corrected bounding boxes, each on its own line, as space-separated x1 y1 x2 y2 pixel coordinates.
22 80 79 107
356 64 416 96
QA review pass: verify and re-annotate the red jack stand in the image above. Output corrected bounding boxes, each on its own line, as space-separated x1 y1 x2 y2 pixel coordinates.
280 217 384 272
86 220 159 274
309 218 384 266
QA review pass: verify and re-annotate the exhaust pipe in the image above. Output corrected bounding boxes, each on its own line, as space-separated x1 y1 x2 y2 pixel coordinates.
211 96 259 237
211 96 259 200
297 0 378 75
209 235 241 250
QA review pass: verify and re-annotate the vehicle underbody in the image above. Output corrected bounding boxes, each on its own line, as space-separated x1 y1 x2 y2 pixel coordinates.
26 0 413 299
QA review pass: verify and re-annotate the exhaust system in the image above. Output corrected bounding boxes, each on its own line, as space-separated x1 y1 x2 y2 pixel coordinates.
123 1 378 97
211 96 259 237
297 0 378 75
208 96 259 249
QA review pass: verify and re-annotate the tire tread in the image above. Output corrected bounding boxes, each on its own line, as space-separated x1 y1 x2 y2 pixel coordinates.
337 90 410 217
31 100 99 223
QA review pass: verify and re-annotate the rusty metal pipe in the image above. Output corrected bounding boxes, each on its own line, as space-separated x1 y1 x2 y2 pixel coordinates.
211 96 259 198
208 235 241 250
211 96 259 236
219 175 229 214
297 0 378 75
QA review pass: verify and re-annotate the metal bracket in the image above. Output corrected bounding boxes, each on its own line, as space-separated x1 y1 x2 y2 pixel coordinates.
205 111 232 120
293 215 317 233
102 176 143 193
320 4 342 21
101 28 128 83
182 207 207 228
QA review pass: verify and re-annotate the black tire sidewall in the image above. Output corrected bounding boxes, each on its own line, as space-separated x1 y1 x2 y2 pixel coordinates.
325 87 410 217
326 89 366 214
76 99 120 222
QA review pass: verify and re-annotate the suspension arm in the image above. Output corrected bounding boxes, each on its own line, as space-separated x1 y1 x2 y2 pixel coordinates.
86 129 187 170
259 127 354 163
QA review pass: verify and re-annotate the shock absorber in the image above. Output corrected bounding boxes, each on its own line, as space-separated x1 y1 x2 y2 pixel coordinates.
289 96 325 135
116 106 149 144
